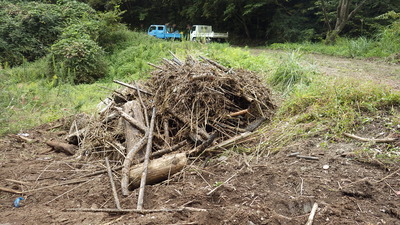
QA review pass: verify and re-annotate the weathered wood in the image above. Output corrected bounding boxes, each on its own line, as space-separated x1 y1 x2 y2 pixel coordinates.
123 101 145 157
199 55 230 72
163 119 170 145
129 152 187 189
0 186 22 194
305 203 318 225
205 131 252 153
121 135 148 196
46 140 76 155
344 133 397 143
105 157 121 210
138 140 188 163
114 107 148 134
137 108 156 210
113 80 153 96
228 109 249 117
168 109 210 140
147 62 164 70
65 207 207 214
66 128 85 145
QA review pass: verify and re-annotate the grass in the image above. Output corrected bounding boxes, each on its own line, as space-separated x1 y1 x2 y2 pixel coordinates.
269 34 400 62
0 31 276 135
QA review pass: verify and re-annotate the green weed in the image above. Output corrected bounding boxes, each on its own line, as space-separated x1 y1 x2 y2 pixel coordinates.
269 50 316 94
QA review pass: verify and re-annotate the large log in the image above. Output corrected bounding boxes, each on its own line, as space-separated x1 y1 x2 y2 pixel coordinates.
129 152 187 189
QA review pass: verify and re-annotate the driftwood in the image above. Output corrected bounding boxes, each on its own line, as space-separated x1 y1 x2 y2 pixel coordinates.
344 133 397 143
129 152 187 189
46 140 76 155
137 108 157 210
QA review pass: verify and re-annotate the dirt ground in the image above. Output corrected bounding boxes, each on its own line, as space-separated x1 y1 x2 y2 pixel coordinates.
1 53 399 225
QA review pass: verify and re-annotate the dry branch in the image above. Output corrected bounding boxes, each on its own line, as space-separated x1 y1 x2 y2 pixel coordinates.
305 203 318 225
344 133 397 143
46 140 76 155
0 186 22 194
137 108 156 210
105 157 121 210
121 135 148 196
113 80 152 95
115 107 148 134
65 207 207 214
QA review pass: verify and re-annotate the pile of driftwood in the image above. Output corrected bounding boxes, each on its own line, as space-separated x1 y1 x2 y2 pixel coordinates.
64 53 275 199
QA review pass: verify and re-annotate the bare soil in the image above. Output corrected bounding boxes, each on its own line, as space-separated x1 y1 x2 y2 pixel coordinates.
1 53 399 225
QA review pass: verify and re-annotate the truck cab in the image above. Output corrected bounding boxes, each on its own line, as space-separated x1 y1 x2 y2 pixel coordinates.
190 25 228 42
148 25 181 40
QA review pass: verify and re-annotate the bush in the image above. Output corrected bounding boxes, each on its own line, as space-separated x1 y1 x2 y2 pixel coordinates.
49 33 107 84
0 0 99 67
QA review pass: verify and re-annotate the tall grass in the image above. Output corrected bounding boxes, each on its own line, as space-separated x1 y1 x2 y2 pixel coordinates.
269 31 400 61
269 50 316 94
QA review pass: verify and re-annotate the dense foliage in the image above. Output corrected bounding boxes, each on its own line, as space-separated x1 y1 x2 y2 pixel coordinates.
82 0 400 42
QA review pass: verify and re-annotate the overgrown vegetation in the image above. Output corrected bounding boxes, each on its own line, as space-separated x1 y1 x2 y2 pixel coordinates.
269 12 400 61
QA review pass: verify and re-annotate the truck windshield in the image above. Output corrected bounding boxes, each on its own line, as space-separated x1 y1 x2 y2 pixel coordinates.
149 26 157 32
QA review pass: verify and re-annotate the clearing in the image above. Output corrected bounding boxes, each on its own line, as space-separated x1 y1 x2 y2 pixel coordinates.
0 51 399 225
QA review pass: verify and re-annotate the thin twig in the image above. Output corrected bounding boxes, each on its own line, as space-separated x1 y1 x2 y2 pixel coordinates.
374 168 400 183
137 108 156 210
45 178 95 205
135 81 149 127
207 174 237 195
105 157 121 209
305 203 318 225
65 207 207 214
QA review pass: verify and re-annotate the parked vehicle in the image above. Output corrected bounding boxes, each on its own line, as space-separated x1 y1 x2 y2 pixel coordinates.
147 25 181 40
190 25 228 42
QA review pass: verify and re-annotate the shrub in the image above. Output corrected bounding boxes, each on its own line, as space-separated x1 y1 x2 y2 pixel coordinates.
49 34 107 84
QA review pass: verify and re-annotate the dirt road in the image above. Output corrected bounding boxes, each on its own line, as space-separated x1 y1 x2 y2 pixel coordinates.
250 48 400 91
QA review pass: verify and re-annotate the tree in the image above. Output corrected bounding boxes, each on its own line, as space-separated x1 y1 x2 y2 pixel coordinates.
321 0 368 44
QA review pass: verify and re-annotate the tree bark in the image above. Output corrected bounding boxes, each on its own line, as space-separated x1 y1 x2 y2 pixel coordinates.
325 0 368 44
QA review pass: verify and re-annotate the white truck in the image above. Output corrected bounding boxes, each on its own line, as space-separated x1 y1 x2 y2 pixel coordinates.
190 25 228 42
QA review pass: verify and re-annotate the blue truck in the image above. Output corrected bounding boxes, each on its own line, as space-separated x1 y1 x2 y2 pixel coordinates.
148 25 181 40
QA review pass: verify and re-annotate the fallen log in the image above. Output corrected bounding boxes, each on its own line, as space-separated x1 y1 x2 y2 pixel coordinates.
129 152 187 189
46 140 76 155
